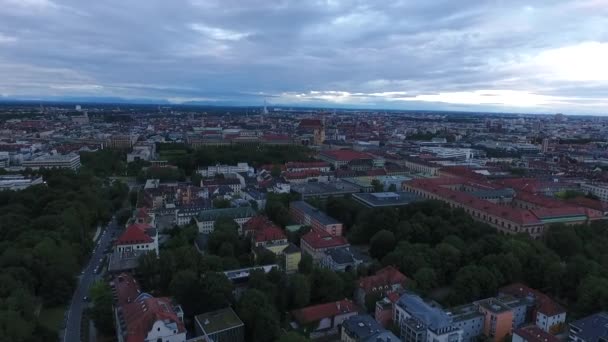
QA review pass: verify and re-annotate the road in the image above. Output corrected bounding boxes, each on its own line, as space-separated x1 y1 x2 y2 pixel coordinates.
62 217 119 342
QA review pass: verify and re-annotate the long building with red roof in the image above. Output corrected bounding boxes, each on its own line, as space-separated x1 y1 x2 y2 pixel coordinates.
111 273 186 342
290 299 359 337
300 227 349 261
115 223 159 256
403 177 602 238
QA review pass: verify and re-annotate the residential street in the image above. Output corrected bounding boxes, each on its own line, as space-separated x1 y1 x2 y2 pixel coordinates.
61 217 119 342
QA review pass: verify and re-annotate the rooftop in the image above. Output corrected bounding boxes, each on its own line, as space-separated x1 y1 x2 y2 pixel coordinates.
291 299 359 325
570 312 608 342
514 325 560 342
194 307 244 335
291 200 341 225
352 191 421 208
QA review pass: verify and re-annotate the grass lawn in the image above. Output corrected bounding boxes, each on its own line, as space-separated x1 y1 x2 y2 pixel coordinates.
39 306 66 331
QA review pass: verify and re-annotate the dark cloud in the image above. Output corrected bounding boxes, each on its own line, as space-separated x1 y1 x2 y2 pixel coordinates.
0 0 607 113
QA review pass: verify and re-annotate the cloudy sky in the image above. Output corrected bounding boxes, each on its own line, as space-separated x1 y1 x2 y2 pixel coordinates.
1 0 608 113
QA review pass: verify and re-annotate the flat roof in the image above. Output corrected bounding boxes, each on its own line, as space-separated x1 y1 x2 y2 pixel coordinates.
352 191 421 208
195 307 244 335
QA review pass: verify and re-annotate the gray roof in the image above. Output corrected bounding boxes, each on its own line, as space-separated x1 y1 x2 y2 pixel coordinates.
194 307 244 335
343 314 384 340
196 206 256 221
363 331 401 342
570 312 608 342
325 246 371 265
291 201 341 225
352 191 421 208
396 292 453 332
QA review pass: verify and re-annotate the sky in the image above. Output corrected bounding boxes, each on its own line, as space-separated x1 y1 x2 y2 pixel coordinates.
1 0 608 113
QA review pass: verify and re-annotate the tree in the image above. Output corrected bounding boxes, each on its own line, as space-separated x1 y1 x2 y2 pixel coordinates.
238 289 280 342
388 183 397 192
310 268 344 303
544 225 583 258
369 230 396 259
89 281 115 335
288 274 311 309
213 198 232 209
298 254 313 274
169 270 202 316
371 179 384 192
190 172 203 186
413 267 438 295
271 165 282 178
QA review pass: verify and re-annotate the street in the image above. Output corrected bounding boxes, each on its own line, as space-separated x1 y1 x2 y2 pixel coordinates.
61 217 119 342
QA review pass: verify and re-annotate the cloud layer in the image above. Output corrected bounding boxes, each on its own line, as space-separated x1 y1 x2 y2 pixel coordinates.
1 0 607 113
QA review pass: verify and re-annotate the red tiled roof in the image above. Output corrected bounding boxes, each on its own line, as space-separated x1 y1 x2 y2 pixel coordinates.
291 299 358 324
116 223 154 245
136 207 149 218
514 325 560 342
500 283 566 317
386 291 401 303
406 178 542 225
366 169 387 177
285 161 330 170
284 170 321 180
301 227 348 249
114 273 142 306
121 297 185 342
514 192 571 209
243 215 275 232
358 266 408 293
567 196 608 212
254 226 287 243
321 149 373 162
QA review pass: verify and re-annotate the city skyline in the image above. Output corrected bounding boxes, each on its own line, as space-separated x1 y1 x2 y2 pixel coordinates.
1 0 608 113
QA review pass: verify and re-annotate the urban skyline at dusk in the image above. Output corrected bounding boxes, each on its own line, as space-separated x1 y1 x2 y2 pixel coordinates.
1 0 608 113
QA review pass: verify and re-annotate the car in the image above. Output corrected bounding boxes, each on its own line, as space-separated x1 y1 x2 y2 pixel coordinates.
83 296 89 302
99 258 103 262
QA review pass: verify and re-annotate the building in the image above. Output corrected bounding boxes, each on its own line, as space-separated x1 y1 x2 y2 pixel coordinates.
114 223 159 257
300 227 349 262
394 292 463 342
341 314 399 342
513 325 560 342
223 264 279 299
281 243 302 274
352 192 421 208
402 157 440 176
375 293 401 328
291 181 360 199
286 161 331 172
569 312 608 342
198 163 253 177
127 143 156 162
419 147 474 160
355 266 408 308
290 200 343 236
321 246 371 272
448 303 484 342
112 273 186 342
319 150 382 169
581 183 608 202
22 153 81 170
475 298 514 342
291 299 359 339
194 207 256 234
0 175 43 191
404 177 602 238
109 134 139 149
194 307 244 342
499 283 567 334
